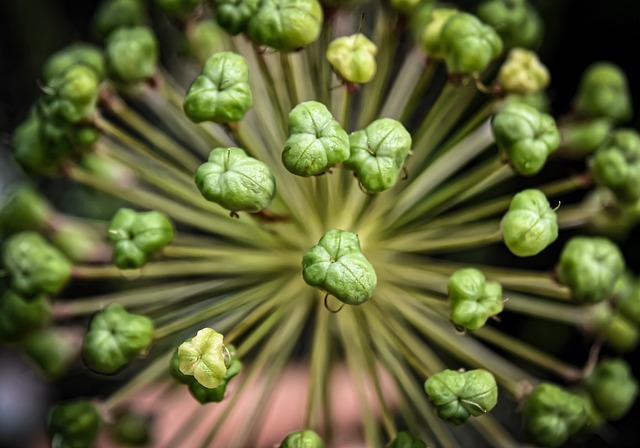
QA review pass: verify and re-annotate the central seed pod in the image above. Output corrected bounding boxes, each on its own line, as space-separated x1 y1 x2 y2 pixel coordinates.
447 268 504 330
177 327 229 389
302 229 377 305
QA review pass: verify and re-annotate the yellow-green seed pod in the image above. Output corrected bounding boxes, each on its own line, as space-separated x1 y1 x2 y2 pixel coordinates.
177 327 229 389
326 33 378 84
279 429 325 448
501 189 558 257
344 118 412 193
82 303 155 374
283 101 350 176
424 369 498 425
302 229 377 305
184 51 253 124
498 48 550 95
522 383 587 447
195 147 276 213
421 8 458 59
447 268 503 330
247 0 323 52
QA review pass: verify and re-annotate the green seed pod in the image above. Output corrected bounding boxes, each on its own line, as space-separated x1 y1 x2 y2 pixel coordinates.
211 0 260 35
0 186 54 235
560 118 613 157
492 102 560 176
155 0 200 18
498 48 549 95
588 303 640 353
387 431 427 448
183 51 253 124
283 101 350 176
420 8 459 59
586 359 638 421
557 236 625 303
170 343 196 385
476 0 543 50
187 19 225 64
344 118 412 193
42 64 100 123
108 208 174 269
447 268 503 330
195 147 276 213
591 129 640 203
24 327 80 378
522 383 587 448
13 110 59 175
302 229 377 306
43 43 106 83
574 62 632 123
617 282 640 326
177 327 228 389
389 0 421 14
111 410 151 446
82 303 155 374
604 313 640 353
106 26 158 84
279 429 325 448
93 0 147 39
2 232 72 297
424 369 498 425
440 12 503 74
188 345 242 403
247 0 323 52
48 400 102 448
326 33 378 84
500 189 558 257
0 290 51 342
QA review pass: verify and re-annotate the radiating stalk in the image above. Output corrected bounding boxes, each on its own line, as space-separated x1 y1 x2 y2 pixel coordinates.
473 326 583 381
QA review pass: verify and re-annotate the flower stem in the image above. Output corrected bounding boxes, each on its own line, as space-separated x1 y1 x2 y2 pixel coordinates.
380 49 428 120
504 293 587 325
103 350 173 412
473 326 583 381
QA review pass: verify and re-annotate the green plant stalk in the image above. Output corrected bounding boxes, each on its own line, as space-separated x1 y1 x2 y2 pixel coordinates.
380 48 429 120
399 59 440 125
473 326 583 381
136 83 215 155
67 165 275 245
368 309 458 447
504 293 587 325
393 291 536 398
337 308 383 447
100 91 201 170
352 307 397 440
357 9 396 129
468 411 520 448
389 119 495 221
304 298 331 430
424 173 591 229
103 350 174 412
381 158 506 234
280 52 300 108
197 297 310 447
152 277 291 340
54 279 236 318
